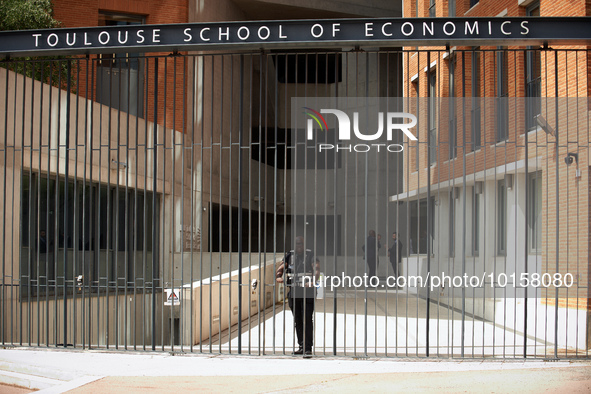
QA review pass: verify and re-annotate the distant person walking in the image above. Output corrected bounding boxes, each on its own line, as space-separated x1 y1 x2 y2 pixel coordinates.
388 232 403 278
362 230 381 278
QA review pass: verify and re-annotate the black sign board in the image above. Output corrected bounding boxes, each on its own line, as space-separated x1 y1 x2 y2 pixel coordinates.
0 17 590 57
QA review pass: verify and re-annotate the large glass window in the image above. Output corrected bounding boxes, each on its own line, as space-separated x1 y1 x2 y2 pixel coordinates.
410 197 435 255
471 49 481 151
496 48 509 142
96 12 145 117
449 190 455 257
20 173 159 296
472 186 480 256
525 2 541 131
428 70 437 166
497 179 507 255
449 55 457 160
528 171 542 253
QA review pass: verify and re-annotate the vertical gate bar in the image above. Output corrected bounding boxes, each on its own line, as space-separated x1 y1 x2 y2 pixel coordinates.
151 57 158 351
376 50 381 357
168 55 175 352
0 59 8 346
217 54 223 355
104 58 113 350
46 62 53 347
480 49 489 357
523 48 530 359
189 54 196 354
36 60 44 347
199 54 205 354
9 61 16 345
180 54 187 353
362 51 368 357
332 50 339 357
88 57 96 349
426 50 432 358
564 50 570 359
18 60 27 347
553 49 559 360
79 56 85 349
53 61 61 348
72 58 80 348
353 50 359 358
237 54 244 355
97 57 104 350
282 51 288 356
7 62 14 345
272 52 278 356
27 60 36 348
122 52 131 351
207 55 213 353
161 55 168 352
114 57 122 350
460 50 467 359
141 57 150 351
511 49 516 358
260 51 267 356
199 55 205 353
385 50 389 358
574 49 580 357
171 55 178 353
406 48 412 359
45 62 52 345
436 49 442 359
414 51 420 358
230 53 238 354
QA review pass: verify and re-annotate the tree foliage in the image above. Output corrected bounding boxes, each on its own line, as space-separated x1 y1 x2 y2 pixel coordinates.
0 0 61 31
0 0 73 89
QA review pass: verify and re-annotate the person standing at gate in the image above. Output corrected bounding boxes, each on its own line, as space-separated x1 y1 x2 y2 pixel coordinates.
275 236 319 358
362 230 381 278
388 231 403 280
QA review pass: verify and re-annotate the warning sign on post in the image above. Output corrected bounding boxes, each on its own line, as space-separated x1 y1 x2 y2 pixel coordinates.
164 288 181 306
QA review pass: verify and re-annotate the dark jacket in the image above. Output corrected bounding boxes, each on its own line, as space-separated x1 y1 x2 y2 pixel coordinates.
388 239 403 264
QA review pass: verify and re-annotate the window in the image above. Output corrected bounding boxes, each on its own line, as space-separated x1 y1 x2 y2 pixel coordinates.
525 2 541 130
528 171 542 253
414 83 420 171
410 197 435 255
469 0 479 8
274 52 342 84
428 70 437 166
471 49 481 151
96 12 145 117
429 0 436 17
449 190 455 257
472 186 480 256
449 55 457 159
20 173 159 296
496 48 509 142
497 179 507 255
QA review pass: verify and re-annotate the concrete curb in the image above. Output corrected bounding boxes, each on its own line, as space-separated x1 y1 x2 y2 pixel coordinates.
0 369 63 390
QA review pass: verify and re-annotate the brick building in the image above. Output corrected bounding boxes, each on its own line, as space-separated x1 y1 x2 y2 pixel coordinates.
398 0 590 350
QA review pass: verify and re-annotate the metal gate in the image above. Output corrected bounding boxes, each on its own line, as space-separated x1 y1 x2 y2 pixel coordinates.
1 43 590 358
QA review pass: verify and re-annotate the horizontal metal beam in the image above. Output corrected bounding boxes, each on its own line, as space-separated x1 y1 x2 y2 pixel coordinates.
0 17 590 57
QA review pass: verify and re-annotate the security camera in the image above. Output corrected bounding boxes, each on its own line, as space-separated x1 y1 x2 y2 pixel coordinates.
564 153 578 166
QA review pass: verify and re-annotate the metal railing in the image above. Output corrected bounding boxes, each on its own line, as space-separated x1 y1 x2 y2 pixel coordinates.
0 47 589 359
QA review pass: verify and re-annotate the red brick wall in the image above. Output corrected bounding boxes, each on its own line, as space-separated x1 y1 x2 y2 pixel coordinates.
402 0 590 303
52 0 188 133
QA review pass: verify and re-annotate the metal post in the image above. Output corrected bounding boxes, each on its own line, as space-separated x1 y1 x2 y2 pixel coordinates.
152 58 158 351
237 54 244 354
